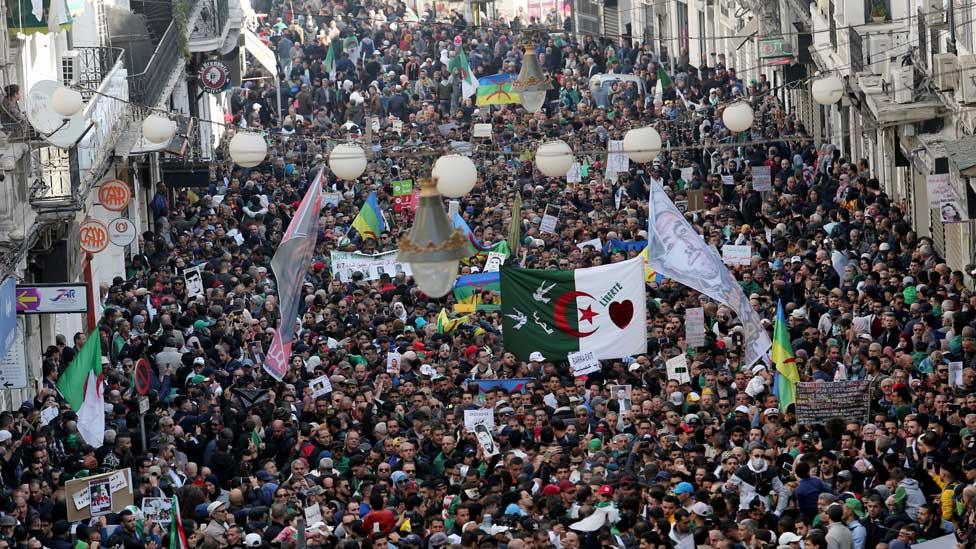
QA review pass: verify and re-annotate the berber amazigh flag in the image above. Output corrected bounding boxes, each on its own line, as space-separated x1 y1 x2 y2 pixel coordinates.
500 257 646 361
772 301 799 412
264 167 325 380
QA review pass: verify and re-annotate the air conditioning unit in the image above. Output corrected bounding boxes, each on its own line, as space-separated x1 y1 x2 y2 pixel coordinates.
866 34 892 76
933 53 959 90
892 65 914 104
924 0 948 27
858 73 884 95
956 54 976 104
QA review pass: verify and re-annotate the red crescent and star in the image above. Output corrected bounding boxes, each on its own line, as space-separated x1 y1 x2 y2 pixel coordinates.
553 291 598 338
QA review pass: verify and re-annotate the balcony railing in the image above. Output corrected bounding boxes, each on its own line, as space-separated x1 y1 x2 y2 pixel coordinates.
127 22 181 108
74 47 125 101
190 0 229 43
128 0 200 108
32 50 128 211
848 26 864 73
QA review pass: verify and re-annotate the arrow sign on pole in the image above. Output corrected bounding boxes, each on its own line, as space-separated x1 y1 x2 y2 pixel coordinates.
15 289 40 312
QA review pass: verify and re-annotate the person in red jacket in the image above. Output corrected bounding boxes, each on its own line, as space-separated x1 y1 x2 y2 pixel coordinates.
360 490 396 536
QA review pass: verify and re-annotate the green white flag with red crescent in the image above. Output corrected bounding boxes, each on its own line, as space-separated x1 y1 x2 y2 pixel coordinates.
500 257 646 361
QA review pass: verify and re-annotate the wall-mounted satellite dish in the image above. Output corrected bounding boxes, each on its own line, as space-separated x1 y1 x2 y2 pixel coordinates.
26 80 92 149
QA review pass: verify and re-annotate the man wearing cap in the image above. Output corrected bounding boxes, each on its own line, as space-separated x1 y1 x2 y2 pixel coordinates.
203 500 230 542
843 498 867 549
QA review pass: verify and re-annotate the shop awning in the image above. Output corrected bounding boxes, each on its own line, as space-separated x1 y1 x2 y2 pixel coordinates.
733 19 758 51
944 136 976 177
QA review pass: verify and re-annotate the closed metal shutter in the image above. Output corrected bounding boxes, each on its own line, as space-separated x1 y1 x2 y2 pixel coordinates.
604 6 619 41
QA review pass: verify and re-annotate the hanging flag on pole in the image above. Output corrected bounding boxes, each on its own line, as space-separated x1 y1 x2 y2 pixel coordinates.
772 301 800 412
264 168 325 380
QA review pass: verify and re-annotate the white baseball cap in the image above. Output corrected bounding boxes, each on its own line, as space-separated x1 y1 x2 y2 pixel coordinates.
529 351 546 362
244 533 263 547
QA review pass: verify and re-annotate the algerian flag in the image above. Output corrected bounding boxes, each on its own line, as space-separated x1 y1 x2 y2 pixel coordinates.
324 41 337 81
342 36 361 63
500 257 646 361
447 47 479 98
170 498 188 549
657 66 672 88
56 331 105 448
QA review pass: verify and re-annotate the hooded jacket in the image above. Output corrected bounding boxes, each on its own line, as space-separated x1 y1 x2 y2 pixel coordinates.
898 477 926 521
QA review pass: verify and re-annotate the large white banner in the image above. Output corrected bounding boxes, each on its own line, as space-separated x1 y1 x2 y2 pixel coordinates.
647 182 771 367
330 250 413 282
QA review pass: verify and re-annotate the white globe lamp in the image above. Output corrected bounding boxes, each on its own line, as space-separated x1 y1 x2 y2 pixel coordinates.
811 75 844 105
329 143 367 181
142 115 177 144
722 101 754 133
228 132 268 168
623 127 662 163
433 154 478 197
535 140 574 178
51 85 83 118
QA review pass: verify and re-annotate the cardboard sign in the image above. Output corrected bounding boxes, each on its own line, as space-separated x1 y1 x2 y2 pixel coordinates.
323 192 342 207
330 250 413 283
474 423 499 457
39 405 58 427
751 166 772 191
109 470 128 493
568 350 600 377
606 140 629 177
540 205 559 234
183 265 205 298
610 384 632 412
392 179 414 212
310 375 333 398
722 245 752 266
484 252 507 272
463 408 494 433
686 189 704 212
67 468 134 520
666 354 692 384
141 497 173 525
304 503 323 525
685 307 705 348
473 123 492 138
576 237 602 251
89 478 113 516
386 351 401 376
949 361 964 387
721 175 735 185
795 381 871 425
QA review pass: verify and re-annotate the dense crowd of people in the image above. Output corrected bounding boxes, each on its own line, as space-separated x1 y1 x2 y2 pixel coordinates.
9 1 976 549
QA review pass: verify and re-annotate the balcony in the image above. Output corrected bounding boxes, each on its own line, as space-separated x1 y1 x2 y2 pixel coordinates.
30 47 129 212
189 0 242 54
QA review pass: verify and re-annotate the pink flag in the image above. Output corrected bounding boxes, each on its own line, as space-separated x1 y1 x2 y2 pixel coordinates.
264 168 325 380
